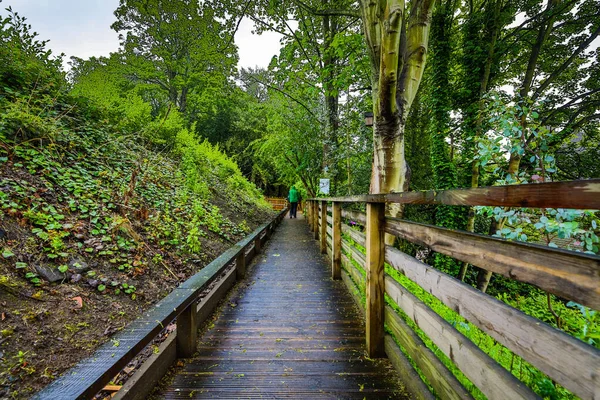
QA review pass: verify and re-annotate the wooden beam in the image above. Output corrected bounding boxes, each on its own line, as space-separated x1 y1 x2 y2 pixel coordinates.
314 202 319 241
365 202 385 358
332 202 342 280
385 277 538 400
320 200 327 254
342 239 366 269
341 209 367 225
176 301 198 358
341 269 365 314
317 179 600 209
384 306 474 400
235 249 246 280
341 254 366 290
385 218 600 310
113 334 176 400
342 224 366 247
308 201 313 231
384 336 436 400
385 246 600 400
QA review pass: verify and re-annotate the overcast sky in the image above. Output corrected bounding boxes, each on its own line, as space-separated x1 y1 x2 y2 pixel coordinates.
2 0 283 70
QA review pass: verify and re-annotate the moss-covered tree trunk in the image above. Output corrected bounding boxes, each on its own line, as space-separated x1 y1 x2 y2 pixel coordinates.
459 0 503 283
359 0 436 243
428 0 462 274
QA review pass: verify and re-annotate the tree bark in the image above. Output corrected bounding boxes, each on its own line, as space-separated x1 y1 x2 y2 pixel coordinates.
360 0 435 244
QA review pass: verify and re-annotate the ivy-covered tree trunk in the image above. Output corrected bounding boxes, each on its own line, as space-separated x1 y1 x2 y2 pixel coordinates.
428 0 461 274
360 0 436 241
459 0 504 284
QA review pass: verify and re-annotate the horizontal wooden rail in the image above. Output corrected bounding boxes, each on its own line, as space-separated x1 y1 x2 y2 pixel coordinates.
385 246 600 400
385 217 600 310
385 277 537 400
34 209 287 400
312 179 600 209
338 209 600 309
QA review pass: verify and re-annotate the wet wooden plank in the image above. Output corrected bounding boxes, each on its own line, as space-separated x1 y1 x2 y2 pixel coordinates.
385 278 538 400
158 215 408 399
319 179 600 209
384 306 474 400
342 223 366 247
385 336 436 400
34 211 287 400
385 217 600 309
385 246 600 400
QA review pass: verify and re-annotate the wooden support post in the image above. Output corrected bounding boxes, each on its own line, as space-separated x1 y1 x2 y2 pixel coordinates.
314 202 319 240
307 201 313 231
332 202 341 280
255 234 262 253
320 201 327 254
366 202 385 358
236 249 246 280
176 301 198 358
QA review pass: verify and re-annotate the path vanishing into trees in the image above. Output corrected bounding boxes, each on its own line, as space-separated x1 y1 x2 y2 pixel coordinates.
156 214 408 399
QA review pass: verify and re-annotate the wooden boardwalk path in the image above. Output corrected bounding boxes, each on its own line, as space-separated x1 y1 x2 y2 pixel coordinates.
155 213 408 399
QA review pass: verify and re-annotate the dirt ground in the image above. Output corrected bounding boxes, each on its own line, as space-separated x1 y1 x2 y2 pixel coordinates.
0 200 273 400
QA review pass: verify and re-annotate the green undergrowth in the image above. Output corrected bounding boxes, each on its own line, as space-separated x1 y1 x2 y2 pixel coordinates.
0 120 270 276
339 229 593 400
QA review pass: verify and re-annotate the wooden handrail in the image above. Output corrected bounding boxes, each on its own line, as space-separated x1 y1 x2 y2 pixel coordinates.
34 209 287 400
310 178 600 209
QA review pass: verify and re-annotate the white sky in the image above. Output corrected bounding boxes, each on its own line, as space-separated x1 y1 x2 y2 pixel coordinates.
1 0 282 70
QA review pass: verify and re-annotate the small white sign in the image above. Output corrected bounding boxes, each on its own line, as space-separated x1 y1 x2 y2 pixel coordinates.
319 178 330 195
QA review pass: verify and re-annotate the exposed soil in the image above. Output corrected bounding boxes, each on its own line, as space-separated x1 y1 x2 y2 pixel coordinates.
0 157 274 399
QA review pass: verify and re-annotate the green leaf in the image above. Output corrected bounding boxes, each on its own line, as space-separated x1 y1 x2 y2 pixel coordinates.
98 284 106 292
2 249 15 258
58 265 68 273
15 262 27 269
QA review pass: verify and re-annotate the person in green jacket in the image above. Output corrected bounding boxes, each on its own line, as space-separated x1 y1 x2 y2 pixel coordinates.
288 185 299 218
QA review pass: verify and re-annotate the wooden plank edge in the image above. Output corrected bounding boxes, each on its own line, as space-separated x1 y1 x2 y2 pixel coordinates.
112 333 176 400
385 277 539 400
384 335 436 400
341 270 364 315
384 306 474 400
342 224 366 247
341 254 365 289
385 246 600 400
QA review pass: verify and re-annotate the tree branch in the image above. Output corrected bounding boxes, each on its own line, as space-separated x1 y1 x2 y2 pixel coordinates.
293 0 360 18
246 74 322 123
532 24 600 100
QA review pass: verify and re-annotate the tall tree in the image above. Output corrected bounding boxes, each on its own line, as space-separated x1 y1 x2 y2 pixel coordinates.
359 0 437 232
111 0 238 114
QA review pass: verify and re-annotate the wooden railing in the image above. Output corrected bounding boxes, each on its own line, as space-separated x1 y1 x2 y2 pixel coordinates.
265 196 287 210
34 209 287 400
306 179 600 400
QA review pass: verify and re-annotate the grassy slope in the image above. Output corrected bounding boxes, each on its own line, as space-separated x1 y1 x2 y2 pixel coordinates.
0 116 273 398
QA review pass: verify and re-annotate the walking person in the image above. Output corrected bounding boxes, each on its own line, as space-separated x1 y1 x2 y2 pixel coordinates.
288 185 299 218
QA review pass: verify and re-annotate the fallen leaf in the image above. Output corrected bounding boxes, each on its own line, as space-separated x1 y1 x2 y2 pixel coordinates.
71 296 83 309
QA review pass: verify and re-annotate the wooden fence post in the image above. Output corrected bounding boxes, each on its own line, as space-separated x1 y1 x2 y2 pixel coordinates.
255 233 262 253
320 201 327 254
236 248 246 280
308 200 313 231
332 202 341 280
176 301 198 358
314 202 319 241
366 202 385 358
